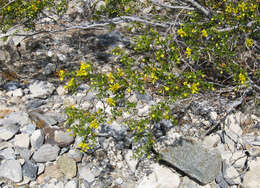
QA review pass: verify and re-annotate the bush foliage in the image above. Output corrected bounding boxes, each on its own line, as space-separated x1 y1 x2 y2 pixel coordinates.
1 0 259 157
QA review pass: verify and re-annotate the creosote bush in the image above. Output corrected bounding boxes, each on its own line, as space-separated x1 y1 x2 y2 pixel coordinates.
59 0 259 158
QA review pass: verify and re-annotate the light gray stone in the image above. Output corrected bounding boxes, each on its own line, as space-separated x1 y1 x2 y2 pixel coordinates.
160 137 222 185
125 150 138 173
79 166 95 182
29 110 58 128
22 160 38 180
54 130 75 147
65 179 78 188
0 147 15 160
10 88 23 97
137 163 180 188
29 81 55 98
15 147 32 160
0 159 22 182
0 123 19 140
5 112 30 127
67 149 83 162
30 129 44 150
14 133 30 148
243 160 260 188
57 155 77 179
32 144 60 162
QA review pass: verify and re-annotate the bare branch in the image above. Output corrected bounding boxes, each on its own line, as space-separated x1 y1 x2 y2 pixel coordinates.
150 0 194 10
0 0 16 11
0 16 181 38
185 0 211 16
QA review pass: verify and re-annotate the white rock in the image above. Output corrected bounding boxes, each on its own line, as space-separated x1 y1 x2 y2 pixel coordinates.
37 163 45 175
0 160 22 182
30 129 44 150
209 111 218 121
125 150 138 173
137 163 180 188
14 133 30 148
224 164 241 185
0 123 19 140
203 134 220 149
56 85 67 96
79 166 95 182
54 130 75 146
137 104 150 116
32 144 60 162
29 81 55 98
243 159 260 188
0 148 15 160
225 113 243 136
65 179 78 188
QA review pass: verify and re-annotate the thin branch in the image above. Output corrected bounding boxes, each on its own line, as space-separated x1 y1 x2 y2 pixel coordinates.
0 0 16 11
150 0 194 10
0 16 181 38
185 0 211 16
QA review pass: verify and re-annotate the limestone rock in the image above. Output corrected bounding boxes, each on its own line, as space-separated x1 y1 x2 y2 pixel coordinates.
0 159 22 182
57 155 77 179
30 129 44 150
160 137 222 185
54 130 75 147
32 144 60 162
243 160 260 188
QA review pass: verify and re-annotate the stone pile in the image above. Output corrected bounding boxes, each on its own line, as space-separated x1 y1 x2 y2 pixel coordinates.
0 78 259 188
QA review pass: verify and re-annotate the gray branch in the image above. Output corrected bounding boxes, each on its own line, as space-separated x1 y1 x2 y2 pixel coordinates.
185 0 210 16
150 0 194 10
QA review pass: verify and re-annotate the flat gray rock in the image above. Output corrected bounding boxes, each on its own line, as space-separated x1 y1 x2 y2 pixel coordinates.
22 160 38 180
159 137 221 185
0 159 22 182
32 144 60 162
29 80 55 99
30 129 44 150
57 155 77 179
0 123 19 140
54 130 75 147
0 148 15 160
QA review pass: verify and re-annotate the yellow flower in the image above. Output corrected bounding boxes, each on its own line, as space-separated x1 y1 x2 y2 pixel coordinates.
59 70 65 81
109 83 120 92
150 73 158 84
177 28 187 38
185 47 191 58
64 78 75 89
245 38 253 47
107 72 114 83
76 69 88 77
80 63 90 70
89 119 99 129
201 29 208 38
78 142 90 151
191 82 200 94
107 97 116 106
117 68 124 77
164 86 170 91
239 73 246 85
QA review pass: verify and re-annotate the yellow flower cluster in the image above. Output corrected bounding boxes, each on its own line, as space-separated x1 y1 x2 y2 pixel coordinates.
201 29 208 38
191 82 200 94
177 28 187 38
78 142 90 151
59 70 65 81
89 119 99 129
239 73 246 84
107 72 115 83
76 63 90 77
245 38 253 47
185 47 191 58
107 97 116 106
109 83 120 92
150 72 158 84
64 78 75 89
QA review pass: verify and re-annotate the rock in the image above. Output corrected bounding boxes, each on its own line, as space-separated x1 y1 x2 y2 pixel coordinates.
32 144 60 162
65 179 78 188
137 163 180 188
22 160 38 180
30 129 44 150
79 165 95 183
223 161 241 185
0 142 13 151
9 88 23 97
14 133 30 148
0 159 22 182
202 134 220 149
243 160 260 188
57 155 77 179
56 85 67 96
37 163 45 175
43 63 56 75
0 122 19 140
54 130 75 147
67 149 83 162
29 81 55 99
0 148 15 160
124 150 138 173
28 110 58 128
20 124 36 135
37 164 63 183
160 137 222 185
5 112 30 127
15 147 32 160
181 176 203 188
26 99 46 109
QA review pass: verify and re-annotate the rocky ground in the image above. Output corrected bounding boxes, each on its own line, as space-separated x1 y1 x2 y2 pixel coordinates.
1 1 260 188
